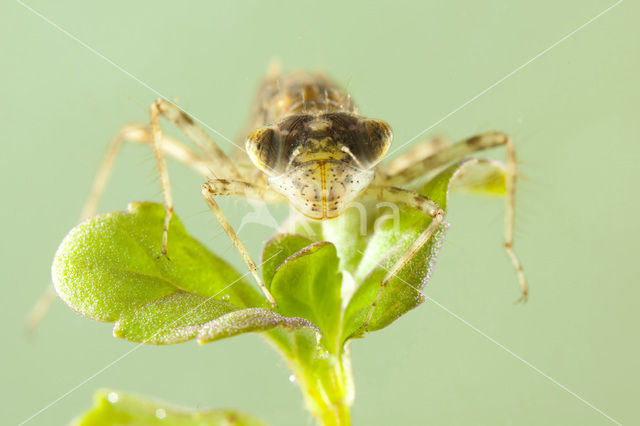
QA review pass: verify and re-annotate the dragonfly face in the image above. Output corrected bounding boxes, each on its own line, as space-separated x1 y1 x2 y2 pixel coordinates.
246 112 392 219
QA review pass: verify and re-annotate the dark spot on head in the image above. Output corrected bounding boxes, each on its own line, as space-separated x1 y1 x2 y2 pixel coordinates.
180 111 194 125
466 135 482 147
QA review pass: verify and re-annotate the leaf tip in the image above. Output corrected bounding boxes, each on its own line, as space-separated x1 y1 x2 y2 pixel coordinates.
112 325 123 339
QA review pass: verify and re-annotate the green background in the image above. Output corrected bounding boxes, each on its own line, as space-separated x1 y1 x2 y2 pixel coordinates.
2 1 638 424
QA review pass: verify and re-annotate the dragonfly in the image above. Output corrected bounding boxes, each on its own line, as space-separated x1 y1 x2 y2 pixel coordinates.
28 65 528 327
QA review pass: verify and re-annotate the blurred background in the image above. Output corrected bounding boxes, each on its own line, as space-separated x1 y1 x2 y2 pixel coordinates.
2 1 638 425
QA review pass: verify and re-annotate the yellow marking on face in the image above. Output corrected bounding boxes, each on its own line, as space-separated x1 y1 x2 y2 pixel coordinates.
292 138 350 164
268 160 374 220
319 160 328 219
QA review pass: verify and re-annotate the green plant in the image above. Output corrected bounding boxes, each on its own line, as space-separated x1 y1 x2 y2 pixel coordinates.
53 159 508 425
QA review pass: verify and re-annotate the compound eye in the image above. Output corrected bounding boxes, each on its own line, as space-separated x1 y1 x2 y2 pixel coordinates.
245 127 281 175
359 119 393 167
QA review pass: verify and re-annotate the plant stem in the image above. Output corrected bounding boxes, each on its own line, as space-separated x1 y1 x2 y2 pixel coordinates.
266 332 354 426
295 347 354 426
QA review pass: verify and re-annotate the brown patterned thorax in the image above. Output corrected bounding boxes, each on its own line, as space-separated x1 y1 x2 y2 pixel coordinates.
248 70 356 129
244 70 393 220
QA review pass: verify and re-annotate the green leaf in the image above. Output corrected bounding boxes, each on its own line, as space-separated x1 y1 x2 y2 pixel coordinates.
261 234 313 289
269 242 343 352
342 159 504 341
113 293 238 344
72 389 266 426
52 202 269 344
197 308 320 344
450 158 506 196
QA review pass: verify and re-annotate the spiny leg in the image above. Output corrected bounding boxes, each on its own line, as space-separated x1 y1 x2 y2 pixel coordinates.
382 136 448 177
150 102 176 258
25 285 57 333
201 179 279 307
151 98 253 257
503 136 527 301
383 131 528 300
31 99 247 329
26 123 210 332
361 185 444 330
81 123 209 220
151 99 242 179
383 132 508 185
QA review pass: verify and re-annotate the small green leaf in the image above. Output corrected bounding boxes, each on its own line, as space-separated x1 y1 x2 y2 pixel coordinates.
197 308 320 344
262 234 313 289
450 158 506 196
270 242 343 352
52 202 267 344
53 202 264 320
73 389 265 426
340 231 443 340
342 159 504 340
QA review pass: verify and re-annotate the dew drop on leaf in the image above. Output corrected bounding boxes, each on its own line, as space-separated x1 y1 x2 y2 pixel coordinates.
155 408 166 419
